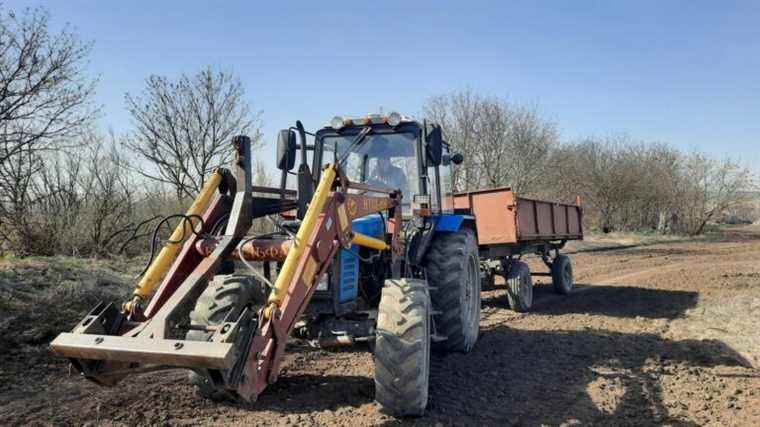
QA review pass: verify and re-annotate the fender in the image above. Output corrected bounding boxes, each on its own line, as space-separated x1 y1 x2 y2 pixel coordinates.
409 214 476 265
432 214 475 232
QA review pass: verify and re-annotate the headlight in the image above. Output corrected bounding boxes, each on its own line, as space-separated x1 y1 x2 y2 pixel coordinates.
316 275 329 291
330 116 345 130
387 111 402 126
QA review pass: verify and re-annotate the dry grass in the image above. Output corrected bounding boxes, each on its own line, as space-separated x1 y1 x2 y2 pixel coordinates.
0 256 138 349
568 229 721 253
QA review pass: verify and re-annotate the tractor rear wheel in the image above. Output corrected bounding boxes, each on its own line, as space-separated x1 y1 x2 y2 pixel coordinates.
185 274 266 400
506 261 533 312
551 254 574 295
424 228 481 353
374 278 430 417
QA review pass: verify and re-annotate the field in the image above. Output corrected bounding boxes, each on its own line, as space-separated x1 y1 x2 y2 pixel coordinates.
1 226 759 425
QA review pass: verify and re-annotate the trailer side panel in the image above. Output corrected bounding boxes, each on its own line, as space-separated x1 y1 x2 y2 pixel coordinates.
452 187 582 245
516 198 582 241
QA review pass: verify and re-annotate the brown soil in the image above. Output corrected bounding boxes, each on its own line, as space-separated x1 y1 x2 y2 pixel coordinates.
1 227 760 426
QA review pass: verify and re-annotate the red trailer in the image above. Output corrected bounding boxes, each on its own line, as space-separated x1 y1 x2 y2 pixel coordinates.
451 187 583 312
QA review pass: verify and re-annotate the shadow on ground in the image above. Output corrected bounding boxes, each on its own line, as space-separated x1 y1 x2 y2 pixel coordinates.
227 285 746 425
424 327 749 425
240 373 376 413
219 327 749 425
424 284 746 424
483 283 698 320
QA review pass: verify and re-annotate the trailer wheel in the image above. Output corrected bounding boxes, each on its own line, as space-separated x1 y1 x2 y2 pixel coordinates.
424 228 481 353
374 278 430 417
186 274 266 400
506 261 533 312
551 254 573 295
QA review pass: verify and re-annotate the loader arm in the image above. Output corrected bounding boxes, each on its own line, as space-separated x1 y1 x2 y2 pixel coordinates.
50 134 402 401
236 164 401 400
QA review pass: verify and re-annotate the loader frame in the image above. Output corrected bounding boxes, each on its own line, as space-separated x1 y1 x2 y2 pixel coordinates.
51 134 404 401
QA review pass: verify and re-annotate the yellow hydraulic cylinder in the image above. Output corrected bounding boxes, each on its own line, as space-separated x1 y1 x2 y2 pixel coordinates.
265 165 337 316
351 232 389 251
132 171 222 299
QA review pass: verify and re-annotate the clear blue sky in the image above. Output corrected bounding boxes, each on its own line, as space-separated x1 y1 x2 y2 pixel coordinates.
13 0 760 173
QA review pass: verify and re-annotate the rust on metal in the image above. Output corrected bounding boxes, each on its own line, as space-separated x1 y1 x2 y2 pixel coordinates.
343 193 399 220
235 239 292 262
236 176 399 401
50 333 235 369
144 194 232 318
195 238 292 262
346 179 397 194
453 187 583 245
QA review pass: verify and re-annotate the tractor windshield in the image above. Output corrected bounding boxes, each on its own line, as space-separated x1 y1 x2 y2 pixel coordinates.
321 131 419 203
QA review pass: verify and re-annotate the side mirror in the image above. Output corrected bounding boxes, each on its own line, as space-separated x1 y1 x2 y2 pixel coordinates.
425 125 443 166
276 129 297 171
450 153 464 165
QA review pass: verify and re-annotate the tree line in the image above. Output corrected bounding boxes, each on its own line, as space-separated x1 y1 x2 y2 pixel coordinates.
0 6 755 257
0 7 265 257
425 90 756 235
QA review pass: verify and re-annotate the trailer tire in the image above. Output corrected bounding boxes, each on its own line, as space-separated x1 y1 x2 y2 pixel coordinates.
551 254 573 295
424 228 481 353
374 278 430 417
186 274 266 400
506 261 533 312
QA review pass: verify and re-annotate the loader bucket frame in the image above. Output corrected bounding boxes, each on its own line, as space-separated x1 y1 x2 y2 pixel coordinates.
50 134 403 401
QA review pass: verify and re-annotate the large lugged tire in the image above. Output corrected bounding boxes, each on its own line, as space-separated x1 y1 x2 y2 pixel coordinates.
186 274 266 400
374 278 430 417
506 261 533 312
424 228 481 353
551 254 574 295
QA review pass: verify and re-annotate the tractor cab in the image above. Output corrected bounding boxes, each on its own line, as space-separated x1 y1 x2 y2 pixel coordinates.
276 113 462 218
273 113 462 320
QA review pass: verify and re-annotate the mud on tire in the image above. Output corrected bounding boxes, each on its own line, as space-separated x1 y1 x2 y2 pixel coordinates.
373 278 430 417
424 228 481 353
186 274 266 400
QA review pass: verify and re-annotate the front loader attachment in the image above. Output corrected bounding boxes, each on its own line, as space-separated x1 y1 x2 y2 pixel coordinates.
54 333 235 369
51 135 260 388
50 134 403 402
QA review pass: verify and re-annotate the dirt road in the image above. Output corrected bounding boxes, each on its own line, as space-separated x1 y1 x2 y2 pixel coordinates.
1 227 759 425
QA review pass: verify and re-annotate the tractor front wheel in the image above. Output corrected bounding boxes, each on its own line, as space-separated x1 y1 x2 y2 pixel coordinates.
185 274 266 400
373 278 430 417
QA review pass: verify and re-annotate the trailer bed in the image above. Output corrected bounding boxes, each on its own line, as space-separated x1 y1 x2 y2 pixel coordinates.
451 187 583 246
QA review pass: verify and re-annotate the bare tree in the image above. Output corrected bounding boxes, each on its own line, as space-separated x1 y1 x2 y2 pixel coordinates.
0 6 97 164
0 130 160 256
679 153 753 235
423 89 557 194
423 89 481 191
0 5 97 251
503 105 557 195
470 97 511 188
548 136 641 232
125 67 261 199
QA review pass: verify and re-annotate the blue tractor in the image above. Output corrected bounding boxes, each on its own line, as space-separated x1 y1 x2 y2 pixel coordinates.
262 113 481 415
